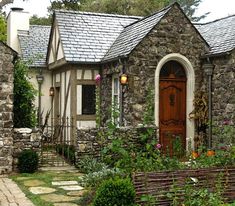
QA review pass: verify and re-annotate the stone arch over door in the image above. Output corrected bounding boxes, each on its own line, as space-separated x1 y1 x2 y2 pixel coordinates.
155 53 195 150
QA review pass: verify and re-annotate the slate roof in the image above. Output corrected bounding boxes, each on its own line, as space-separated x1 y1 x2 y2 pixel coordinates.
103 6 171 61
20 5 235 67
55 10 141 63
18 25 51 67
195 15 235 55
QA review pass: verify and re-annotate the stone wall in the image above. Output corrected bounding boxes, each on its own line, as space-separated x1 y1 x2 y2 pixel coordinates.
76 126 157 163
0 42 16 174
211 51 235 145
13 128 41 170
100 4 207 127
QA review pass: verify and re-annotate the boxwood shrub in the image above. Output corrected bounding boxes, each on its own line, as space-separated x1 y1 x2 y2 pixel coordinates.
93 177 136 206
18 149 39 173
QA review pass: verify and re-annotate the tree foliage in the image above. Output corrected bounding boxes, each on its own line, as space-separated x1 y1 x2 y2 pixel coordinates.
48 0 81 14
30 15 51 26
0 13 6 42
49 0 208 21
13 60 36 128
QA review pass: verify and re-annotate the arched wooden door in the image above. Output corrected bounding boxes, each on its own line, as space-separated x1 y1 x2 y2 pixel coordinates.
159 61 186 156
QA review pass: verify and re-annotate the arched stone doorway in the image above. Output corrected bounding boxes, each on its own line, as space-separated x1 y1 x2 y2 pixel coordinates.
155 53 195 152
159 61 186 155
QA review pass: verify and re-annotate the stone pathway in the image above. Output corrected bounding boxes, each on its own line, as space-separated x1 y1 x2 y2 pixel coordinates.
0 176 34 206
0 168 85 206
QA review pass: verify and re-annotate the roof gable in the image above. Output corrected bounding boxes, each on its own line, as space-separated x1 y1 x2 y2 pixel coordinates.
103 2 209 62
54 10 141 63
103 5 171 61
195 15 235 55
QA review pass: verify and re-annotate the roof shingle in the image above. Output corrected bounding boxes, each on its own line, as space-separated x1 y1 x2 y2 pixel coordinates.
195 15 235 55
18 25 51 67
103 6 171 61
55 10 141 63
19 6 235 67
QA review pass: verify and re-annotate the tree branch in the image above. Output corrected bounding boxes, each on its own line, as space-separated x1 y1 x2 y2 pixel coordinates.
0 0 14 8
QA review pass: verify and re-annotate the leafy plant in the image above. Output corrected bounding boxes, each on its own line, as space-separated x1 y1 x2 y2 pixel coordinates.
213 120 235 147
56 144 76 164
172 135 185 158
93 177 136 206
166 176 225 206
140 194 158 206
13 60 37 128
76 156 107 173
18 149 39 173
79 167 122 188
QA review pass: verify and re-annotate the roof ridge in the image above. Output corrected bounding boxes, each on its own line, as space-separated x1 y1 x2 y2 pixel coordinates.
30 25 51 28
123 2 174 29
54 9 142 19
195 14 235 25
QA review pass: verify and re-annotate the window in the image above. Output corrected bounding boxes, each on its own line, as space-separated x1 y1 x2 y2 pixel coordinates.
160 60 186 79
112 75 120 124
82 85 96 115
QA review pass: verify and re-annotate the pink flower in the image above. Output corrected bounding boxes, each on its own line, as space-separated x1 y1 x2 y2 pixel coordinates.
95 74 101 84
223 119 230 125
156 143 161 149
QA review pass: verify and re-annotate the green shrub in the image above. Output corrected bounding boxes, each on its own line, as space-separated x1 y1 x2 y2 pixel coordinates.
93 177 136 206
18 149 39 173
13 60 36 128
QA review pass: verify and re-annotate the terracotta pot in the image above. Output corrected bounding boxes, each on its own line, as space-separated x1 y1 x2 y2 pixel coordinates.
207 150 215 157
192 151 199 159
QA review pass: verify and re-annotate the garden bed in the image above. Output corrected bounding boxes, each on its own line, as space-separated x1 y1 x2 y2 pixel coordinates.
133 167 235 205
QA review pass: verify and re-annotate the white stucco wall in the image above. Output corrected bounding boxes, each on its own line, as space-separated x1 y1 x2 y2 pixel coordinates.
29 68 52 122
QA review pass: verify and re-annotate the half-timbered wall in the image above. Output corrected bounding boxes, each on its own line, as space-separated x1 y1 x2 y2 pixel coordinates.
52 65 99 132
48 21 65 65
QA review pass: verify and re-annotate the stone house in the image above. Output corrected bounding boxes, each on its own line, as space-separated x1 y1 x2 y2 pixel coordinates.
7 2 235 153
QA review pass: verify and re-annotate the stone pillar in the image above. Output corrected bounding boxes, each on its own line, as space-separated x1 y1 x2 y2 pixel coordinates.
0 42 17 174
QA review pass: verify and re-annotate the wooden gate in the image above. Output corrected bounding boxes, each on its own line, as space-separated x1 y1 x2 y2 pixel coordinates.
40 117 76 167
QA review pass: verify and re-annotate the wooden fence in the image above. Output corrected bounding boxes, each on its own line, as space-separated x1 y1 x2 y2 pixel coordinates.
133 167 235 205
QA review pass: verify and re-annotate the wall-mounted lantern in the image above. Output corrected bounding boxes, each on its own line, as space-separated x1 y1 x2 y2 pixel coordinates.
49 87 55 96
120 74 128 85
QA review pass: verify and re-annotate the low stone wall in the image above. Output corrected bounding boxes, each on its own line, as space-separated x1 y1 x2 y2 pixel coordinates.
133 167 235 205
76 126 157 163
13 128 41 170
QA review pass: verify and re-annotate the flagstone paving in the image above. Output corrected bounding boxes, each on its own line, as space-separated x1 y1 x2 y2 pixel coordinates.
9 168 86 206
54 203 79 206
58 185 84 191
23 180 46 187
29 186 56 195
51 181 78 186
67 190 87 196
40 194 81 203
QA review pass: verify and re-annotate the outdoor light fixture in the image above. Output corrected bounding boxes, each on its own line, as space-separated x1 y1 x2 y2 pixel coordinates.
36 74 44 84
203 62 214 76
49 87 55 96
120 74 128 85
36 73 44 126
